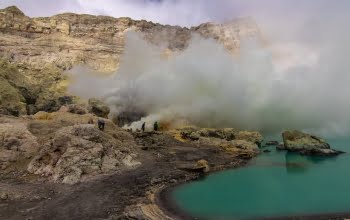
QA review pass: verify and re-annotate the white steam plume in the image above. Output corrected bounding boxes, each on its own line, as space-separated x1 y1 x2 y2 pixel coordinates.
68 18 350 136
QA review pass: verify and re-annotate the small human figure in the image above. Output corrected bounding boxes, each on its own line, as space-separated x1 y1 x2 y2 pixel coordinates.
98 118 105 131
141 122 146 132
88 118 94 124
153 121 159 131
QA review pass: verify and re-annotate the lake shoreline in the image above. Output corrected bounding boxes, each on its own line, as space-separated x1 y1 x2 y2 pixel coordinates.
158 178 350 220
156 161 255 220
157 148 350 220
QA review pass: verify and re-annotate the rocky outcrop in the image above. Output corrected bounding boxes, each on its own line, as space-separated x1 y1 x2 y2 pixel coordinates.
27 124 139 184
181 127 237 141
179 127 262 155
0 60 33 115
0 111 142 185
0 119 40 169
0 59 73 116
282 130 344 156
0 6 261 117
0 5 260 72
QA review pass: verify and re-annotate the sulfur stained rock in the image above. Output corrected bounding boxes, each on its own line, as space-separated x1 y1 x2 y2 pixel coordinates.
179 127 261 156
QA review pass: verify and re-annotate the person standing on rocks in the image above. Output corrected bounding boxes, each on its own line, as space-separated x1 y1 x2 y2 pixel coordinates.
141 122 146 132
98 118 105 131
153 121 159 131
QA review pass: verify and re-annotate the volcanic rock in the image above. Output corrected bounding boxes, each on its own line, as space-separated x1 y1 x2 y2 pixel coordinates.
0 120 40 170
27 124 138 184
181 127 237 141
282 130 344 156
236 131 263 147
0 6 261 117
87 98 110 118
179 127 261 155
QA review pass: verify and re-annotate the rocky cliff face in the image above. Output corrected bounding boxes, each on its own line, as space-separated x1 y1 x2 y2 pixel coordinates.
0 6 261 116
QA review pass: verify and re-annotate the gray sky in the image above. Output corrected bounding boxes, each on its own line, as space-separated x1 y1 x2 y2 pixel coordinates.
0 0 349 27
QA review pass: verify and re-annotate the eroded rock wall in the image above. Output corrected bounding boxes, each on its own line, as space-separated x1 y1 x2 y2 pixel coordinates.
0 6 261 116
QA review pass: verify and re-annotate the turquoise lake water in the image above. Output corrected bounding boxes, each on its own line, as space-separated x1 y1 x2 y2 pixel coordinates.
172 138 350 219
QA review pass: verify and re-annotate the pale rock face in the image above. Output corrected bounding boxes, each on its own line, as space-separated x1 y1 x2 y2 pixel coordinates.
0 6 261 117
0 122 40 169
27 124 140 184
0 5 260 73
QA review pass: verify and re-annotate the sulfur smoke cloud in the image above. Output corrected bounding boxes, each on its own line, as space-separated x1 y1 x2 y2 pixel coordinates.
68 15 350 137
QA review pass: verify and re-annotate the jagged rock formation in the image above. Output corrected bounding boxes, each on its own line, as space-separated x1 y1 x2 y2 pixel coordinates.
282 130 344 156
0 111 140 184
28 124 139 184
0 6 261 117
0 6 260 72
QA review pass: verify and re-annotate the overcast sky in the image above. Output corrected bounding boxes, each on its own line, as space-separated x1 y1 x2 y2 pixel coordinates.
0 0 349 27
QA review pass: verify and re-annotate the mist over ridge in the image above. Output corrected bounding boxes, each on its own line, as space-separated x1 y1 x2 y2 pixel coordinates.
68 14 350 137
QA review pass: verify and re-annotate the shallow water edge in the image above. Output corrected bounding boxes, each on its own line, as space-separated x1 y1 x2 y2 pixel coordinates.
158 142 350 220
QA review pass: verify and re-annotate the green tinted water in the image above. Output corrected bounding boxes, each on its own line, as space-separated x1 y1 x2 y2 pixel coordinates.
172 139 350 219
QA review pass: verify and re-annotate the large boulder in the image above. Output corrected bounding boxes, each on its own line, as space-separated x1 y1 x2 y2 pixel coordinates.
88 98 110 118
27 124 139 184
282 130 344 156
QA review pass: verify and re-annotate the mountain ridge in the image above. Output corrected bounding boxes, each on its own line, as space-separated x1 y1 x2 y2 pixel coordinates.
0 5 261 116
